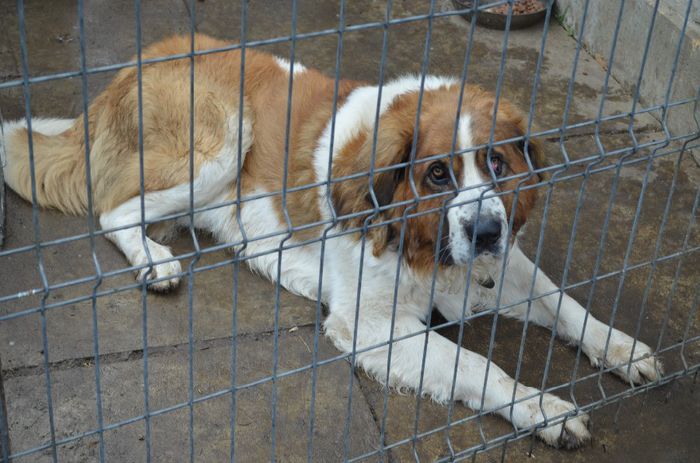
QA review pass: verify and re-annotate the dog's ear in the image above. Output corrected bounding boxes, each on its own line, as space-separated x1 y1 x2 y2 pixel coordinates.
517 135 547 182
364 115 417 256
364 127 413 208
363 95 419 209
330 96 418 256
510 111 547 183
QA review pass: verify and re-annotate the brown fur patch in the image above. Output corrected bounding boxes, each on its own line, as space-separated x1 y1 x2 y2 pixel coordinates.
239 61 364 241
4 124 88 215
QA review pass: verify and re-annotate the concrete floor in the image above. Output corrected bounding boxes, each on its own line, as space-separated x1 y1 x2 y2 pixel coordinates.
1 0 699 461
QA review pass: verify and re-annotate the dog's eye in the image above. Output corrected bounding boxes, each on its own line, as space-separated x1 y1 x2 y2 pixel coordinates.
488 153 505 177
428 162 449 185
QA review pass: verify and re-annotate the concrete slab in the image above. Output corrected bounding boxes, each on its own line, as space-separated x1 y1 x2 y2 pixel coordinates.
0 0 194 113
0 189 321 369
3 326 379 462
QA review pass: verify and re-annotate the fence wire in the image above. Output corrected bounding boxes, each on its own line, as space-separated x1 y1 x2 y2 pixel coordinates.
0 0 699 462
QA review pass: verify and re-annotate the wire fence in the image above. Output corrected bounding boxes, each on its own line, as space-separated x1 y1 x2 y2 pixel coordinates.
0 0 699 461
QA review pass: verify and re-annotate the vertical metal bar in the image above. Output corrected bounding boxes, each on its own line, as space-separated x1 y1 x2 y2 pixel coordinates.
621 0 695 382
595 0 666 393
76 0 106 460
471 0 518 450
535 0 625 428
441 1 484 456
306 1 346 460
411 1 479 455
271 1 299 460
0 124 4 247
377 0 436 456
505 0 556 446
134 1 153 460
186 1 200 461
568 0 627 401
534 0 593 421
230 1 250 461
410 208 447 462
342 0 394 459
16 0 58 460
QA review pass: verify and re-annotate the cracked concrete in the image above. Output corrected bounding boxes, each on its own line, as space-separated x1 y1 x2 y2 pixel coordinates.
1 0 698 461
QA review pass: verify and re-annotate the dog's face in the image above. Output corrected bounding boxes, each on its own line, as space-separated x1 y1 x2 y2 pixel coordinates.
332 85 544 275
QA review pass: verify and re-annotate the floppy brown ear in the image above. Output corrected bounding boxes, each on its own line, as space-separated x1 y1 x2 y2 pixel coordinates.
519 135 547 182
502 100 548 183
368 95 423 206
365 130 412 208
330 103 417 256
364 124 414 255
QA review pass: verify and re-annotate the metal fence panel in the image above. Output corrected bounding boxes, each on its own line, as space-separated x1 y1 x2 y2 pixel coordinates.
0 0 699 461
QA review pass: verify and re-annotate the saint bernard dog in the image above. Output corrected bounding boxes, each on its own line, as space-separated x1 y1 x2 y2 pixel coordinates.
1 34 662 448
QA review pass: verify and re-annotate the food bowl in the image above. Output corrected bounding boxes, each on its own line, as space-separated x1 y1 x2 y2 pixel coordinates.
452 0 547 30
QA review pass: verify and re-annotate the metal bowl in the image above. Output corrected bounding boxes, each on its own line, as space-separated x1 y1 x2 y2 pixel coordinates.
452 0 547 30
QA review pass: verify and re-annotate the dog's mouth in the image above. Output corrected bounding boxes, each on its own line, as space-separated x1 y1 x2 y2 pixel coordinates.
437 238 501 290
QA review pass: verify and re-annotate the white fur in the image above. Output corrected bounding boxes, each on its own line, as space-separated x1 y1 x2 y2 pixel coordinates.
497 245 661 384
274 56 307 75
237 192 327 301
3 117 74 137
447 115 507 268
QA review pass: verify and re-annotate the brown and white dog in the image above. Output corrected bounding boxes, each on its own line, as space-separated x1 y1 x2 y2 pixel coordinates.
1 34 661 448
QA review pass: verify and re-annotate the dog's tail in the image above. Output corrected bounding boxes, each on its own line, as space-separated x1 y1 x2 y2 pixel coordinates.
1 118 88 215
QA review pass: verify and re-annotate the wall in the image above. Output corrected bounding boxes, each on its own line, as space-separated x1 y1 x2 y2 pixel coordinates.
556 0 700 155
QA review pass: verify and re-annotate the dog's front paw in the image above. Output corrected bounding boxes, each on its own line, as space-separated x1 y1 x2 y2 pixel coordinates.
592 333 663 384
134 242 181 291
532 395 591 449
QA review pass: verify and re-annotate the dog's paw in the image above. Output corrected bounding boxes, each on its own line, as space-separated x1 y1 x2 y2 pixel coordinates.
134 242 181 291
593 333 663 384
534 395 591 449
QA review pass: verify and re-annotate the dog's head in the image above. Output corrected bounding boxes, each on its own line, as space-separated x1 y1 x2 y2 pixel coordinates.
332 84 545 275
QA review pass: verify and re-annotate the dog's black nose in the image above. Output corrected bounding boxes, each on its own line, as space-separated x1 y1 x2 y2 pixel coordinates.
464 218 501 254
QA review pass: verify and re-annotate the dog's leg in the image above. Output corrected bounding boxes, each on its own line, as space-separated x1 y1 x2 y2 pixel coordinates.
497 244 662 384
100 191 187 291
100 113 252 291
325 313 590 448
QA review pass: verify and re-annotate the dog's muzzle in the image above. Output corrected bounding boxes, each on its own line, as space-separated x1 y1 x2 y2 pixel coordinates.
463 216 502 256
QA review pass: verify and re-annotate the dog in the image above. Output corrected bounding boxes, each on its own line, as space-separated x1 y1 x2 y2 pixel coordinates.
1 34 662 448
